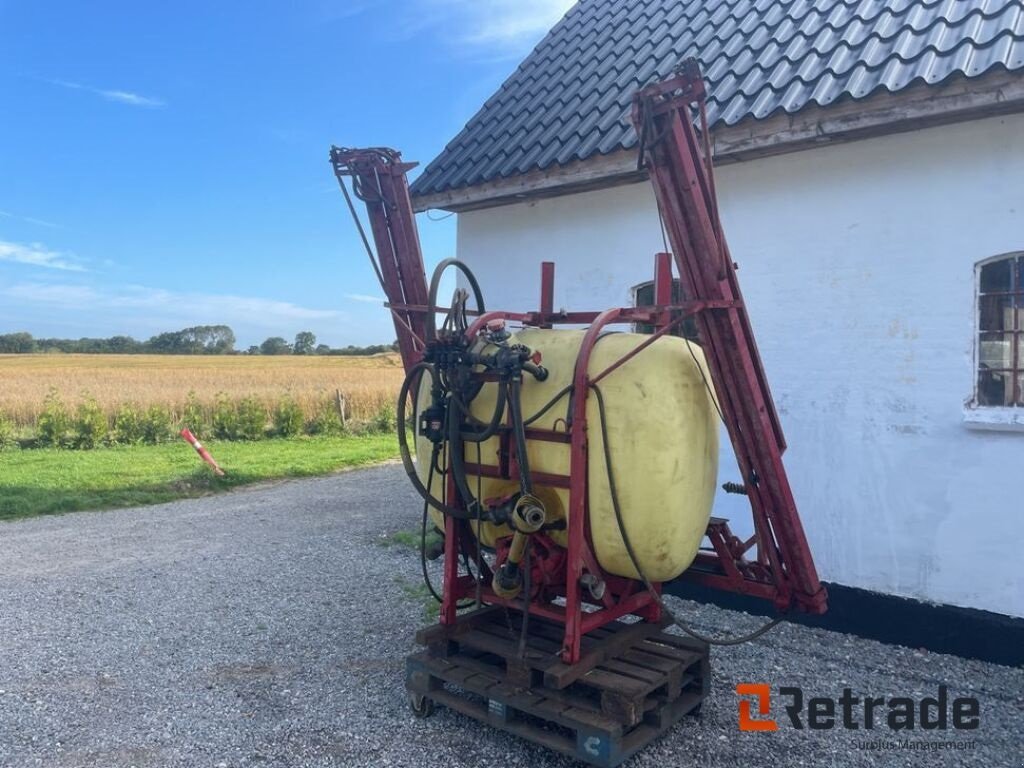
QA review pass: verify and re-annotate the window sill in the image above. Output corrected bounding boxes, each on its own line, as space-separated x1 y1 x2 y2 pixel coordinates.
962 407 1024 432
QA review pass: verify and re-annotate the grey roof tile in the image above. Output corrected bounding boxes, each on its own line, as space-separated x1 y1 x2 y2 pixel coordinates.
411 0 1024 199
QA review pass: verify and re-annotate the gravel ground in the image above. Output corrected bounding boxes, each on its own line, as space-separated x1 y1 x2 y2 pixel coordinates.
0 463 1021 768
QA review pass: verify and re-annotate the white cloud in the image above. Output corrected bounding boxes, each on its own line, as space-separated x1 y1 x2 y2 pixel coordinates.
108 285 341 321
2 281 341 327
0 240 85 271
411 0 575 54
0 210 60 229
5 283 97 303
100 89 165 108
460 0 575 46
317 0 370 21
44 78 166 109
344 293 385 304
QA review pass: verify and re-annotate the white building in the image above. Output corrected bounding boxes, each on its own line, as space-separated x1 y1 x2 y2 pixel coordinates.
409 0 1024 640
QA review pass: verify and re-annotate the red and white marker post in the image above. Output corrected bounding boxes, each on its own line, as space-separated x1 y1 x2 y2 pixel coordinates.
180 428 226 476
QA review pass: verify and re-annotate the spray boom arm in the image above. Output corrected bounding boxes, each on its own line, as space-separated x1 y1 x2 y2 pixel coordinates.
329 146 430 370
632 60 826 613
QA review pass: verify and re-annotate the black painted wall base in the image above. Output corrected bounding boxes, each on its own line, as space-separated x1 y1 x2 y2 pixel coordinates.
664 579 1024 668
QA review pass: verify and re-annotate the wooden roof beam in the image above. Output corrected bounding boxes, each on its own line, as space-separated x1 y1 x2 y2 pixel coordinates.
411 70 1024 214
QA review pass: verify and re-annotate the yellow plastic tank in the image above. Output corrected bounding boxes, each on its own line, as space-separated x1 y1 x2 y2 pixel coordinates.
415 328 719 582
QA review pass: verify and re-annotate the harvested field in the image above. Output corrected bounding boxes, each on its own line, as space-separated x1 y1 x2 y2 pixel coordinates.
0 353 404 427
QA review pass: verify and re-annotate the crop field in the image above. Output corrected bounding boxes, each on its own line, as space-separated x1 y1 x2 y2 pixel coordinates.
0 353 404 433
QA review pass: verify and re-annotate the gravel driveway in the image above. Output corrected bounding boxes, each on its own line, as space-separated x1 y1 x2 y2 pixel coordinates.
0 463 1020 767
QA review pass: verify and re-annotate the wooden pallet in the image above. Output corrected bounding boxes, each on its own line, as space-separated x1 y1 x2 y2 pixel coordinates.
406 607 709 767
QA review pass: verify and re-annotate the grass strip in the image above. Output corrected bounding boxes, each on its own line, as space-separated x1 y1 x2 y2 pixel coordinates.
0 434 399 521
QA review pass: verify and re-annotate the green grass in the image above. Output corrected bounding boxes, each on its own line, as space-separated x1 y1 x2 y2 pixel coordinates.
394 577 440 622
0 434 399 521
379 527 443 552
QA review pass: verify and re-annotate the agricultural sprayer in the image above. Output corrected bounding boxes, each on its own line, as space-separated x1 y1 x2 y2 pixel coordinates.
331 63 827 766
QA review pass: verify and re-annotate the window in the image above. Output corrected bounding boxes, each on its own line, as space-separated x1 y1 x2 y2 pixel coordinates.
632 279 698 340
976 252 1024 407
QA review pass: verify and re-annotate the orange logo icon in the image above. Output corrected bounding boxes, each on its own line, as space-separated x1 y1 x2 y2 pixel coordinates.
737 683 778 731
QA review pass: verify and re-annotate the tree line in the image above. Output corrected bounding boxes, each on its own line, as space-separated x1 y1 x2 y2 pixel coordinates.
0 327 398 356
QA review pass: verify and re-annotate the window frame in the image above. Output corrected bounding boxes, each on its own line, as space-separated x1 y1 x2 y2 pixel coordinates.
972 252 1024 410
965 251 1024 430
631 278 699 340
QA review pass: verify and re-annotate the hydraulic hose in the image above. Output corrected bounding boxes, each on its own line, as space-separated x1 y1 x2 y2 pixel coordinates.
397 362 478 520
446 398 486 517
451 383 507 443
523 384 572 427
590 382 781 646
420 457 477 610
506 378 533 495
425 258 486 344
419 456 446 604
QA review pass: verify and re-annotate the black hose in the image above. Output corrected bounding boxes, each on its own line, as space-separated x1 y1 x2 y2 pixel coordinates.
474 441 485 607
420 459 476 610
507 378 533 495
522 384 573 427
335 173 387 292
426 258 486 344
420 458 445 604
447 398 486 517
590 382 781 646
397 362 478 520
451 383 507 442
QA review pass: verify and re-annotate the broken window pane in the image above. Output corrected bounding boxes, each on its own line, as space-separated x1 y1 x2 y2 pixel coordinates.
979 332 1013 369
634 283 654 307
979 295 1014 331
980 258 1014 293
977 369 1013 406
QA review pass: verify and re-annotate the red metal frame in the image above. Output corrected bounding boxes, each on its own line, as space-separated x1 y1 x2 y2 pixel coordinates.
331 65 826 666
632 60 826 615
329 147 430 370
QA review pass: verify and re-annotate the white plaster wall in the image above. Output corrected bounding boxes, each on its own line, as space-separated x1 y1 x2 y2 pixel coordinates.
455 113 1024 618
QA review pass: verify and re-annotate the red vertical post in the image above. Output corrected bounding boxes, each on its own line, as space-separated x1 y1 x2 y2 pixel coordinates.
540 261 555 328
440 472 460 625
564 307 621 663
654 252 673 307
564 427 585 663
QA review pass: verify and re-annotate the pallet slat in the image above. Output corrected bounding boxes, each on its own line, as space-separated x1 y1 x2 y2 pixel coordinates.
407 609 709 768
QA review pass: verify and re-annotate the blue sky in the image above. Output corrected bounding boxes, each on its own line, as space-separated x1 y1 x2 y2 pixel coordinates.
0 0 573 347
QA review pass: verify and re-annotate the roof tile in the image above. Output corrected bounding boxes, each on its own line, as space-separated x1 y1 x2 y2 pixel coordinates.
412 0 1024 198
